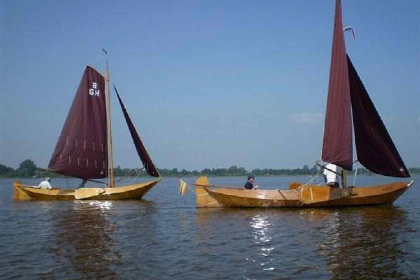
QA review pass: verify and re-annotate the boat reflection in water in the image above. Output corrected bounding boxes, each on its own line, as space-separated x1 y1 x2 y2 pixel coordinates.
195 206 415 279
49 201 120 279
315 206 412 279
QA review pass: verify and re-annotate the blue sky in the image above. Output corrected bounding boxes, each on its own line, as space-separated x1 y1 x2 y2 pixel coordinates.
1 0 419 170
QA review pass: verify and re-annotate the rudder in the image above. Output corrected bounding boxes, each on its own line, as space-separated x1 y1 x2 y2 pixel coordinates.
194 176 223 208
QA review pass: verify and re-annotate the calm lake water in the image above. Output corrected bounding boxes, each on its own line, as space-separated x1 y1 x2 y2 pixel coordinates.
0 175 419 280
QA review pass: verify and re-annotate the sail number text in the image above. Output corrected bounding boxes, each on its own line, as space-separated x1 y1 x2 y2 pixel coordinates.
89 82 100 97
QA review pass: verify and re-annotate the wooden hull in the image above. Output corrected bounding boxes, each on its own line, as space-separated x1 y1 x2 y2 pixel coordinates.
194 177 414 208
13 179 161 201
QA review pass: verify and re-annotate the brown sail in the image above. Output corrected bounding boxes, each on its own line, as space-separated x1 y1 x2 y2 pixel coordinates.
48 66 108 179
114 85 160 177
321 0 353 170
347 56 410 178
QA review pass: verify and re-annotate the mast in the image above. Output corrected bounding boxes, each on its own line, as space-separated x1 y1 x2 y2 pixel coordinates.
103 49 115 188
342 170 347 188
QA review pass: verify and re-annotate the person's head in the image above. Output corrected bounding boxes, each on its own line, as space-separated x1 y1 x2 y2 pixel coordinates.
45 177 51 182
247 175 255 183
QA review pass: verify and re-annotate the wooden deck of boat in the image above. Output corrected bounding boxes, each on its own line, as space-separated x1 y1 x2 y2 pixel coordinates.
13 183 75 201
195 177 413 208
208 188 300 207
78 179 160 200
13 179 160 201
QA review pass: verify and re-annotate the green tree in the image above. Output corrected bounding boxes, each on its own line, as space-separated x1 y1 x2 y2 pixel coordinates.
17 159 37 177
114 166 123 176
0 164 14 176
237 167 247 176
201 168 211 175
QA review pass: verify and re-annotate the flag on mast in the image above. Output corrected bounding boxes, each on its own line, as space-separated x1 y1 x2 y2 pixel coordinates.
179 180 188 195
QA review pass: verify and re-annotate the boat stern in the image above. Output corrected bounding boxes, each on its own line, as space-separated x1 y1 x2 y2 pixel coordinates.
194 176 223 208
13 181 32 201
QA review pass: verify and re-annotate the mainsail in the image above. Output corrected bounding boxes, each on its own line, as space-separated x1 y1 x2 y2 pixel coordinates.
48 66 108 179
322 0 410 178
347 56 410 178
114 85 160 177
321 0 353 171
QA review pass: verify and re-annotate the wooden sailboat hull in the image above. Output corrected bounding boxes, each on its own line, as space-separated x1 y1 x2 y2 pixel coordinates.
13 179 161 201
194 177 413 208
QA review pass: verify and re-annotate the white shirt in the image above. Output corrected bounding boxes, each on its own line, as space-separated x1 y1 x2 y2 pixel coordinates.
323 164 342 184
37 180 52 189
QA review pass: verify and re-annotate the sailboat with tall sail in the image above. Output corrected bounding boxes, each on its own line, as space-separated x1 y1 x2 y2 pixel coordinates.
193 0 414 208
13 54 161 201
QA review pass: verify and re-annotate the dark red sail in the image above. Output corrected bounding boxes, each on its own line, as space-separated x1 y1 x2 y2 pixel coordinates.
114 86 160 177
48 66 108 179
321 0 353 170
347 56 410 177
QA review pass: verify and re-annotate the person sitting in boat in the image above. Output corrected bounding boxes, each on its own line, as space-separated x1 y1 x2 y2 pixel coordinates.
323 163 341 188
36 177 52 189
244 175 259 190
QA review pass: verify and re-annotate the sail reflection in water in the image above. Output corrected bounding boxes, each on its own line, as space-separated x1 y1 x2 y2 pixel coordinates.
195 205 417 279
316 206 413 279
48 201 120 279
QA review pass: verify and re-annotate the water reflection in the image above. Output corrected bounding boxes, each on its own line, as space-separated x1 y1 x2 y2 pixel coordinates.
48 201 120 279
194 208 231 256
251 214 272 244
195 206 416 279
250 214 276 272
315 206 412 279
196 209 278 278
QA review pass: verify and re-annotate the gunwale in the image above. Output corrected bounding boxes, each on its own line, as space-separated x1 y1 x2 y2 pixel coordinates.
196 180 413 208
13 178 161 201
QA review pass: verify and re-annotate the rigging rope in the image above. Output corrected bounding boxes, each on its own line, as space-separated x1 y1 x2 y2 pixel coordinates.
296 170 322 204
186 183 197 195
114 168 144 185
296 170 322 190
352 160 359 187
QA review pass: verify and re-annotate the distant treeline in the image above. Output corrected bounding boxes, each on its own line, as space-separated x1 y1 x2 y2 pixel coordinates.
1 159 420 179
